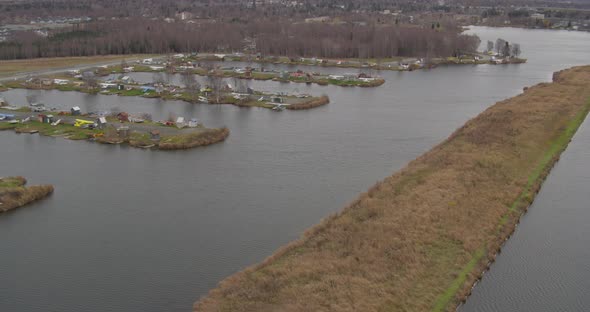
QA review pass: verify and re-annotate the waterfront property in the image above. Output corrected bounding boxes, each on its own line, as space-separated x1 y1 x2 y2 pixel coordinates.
0 109 229 150
194 66 590 311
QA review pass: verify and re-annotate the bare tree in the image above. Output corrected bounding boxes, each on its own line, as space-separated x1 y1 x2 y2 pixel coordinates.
495 38 506 55
181 72 201 100
81 71 98 90
486 40 494 53
511 43 522 58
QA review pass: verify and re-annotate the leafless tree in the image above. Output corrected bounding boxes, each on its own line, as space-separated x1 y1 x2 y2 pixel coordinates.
511 43 522 57
181 72 201 100
486 40 494 53
81 71 98 90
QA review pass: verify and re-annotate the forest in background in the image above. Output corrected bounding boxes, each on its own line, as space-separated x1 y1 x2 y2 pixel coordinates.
0 18 480 60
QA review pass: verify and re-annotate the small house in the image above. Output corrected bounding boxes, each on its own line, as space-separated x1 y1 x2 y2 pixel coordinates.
45 114 55 123
117 84 125 91
188 118 199 128
96 117 107 129
71 106 81 115
176 117 186 128
37 114 46 122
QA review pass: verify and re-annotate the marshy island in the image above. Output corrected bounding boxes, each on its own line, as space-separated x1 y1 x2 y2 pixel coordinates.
195 65 590 311
0 177 53 213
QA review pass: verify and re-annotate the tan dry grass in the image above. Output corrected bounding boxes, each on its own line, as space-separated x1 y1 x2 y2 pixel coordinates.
158 128 230 150
0 55 152 77
194 65 590 312
0 176 54 212
286 96 330 110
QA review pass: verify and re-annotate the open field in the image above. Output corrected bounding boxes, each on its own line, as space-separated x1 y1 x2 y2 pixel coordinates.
194 65 590 312
0 176 53 213
0 55 154 78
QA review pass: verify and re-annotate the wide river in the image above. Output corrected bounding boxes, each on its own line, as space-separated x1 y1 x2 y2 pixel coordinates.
1 27 589 312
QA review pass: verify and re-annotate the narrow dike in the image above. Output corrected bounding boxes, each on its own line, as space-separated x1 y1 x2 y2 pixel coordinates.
194 66 590 312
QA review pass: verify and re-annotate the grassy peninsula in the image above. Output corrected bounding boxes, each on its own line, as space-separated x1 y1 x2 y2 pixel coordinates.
0 177 53 212
194 65 590 312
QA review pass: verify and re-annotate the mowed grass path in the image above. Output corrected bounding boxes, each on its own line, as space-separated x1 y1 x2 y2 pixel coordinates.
194 66 590 312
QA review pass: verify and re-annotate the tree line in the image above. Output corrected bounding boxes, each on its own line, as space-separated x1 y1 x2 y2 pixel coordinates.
0 18 480 60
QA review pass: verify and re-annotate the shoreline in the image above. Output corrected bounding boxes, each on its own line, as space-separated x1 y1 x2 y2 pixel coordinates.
193 65 590 311
0 177 53 213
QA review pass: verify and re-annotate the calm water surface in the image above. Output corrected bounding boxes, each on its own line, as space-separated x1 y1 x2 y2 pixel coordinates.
1 27 589 311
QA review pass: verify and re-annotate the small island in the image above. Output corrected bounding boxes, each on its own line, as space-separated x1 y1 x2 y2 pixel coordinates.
0 109 229 151
0 176 53 213
1 74 331 111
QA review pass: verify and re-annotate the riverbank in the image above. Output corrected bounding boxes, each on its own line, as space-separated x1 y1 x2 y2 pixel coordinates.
0 110 229 151
194 65 590 312
0 177 53 213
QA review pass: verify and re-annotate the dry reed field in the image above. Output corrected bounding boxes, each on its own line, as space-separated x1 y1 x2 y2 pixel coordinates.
194 66 590 312
0 177 54 212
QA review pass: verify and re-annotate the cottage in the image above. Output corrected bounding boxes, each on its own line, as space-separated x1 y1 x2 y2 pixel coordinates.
176 117 186 128
96 117 107 129
71 106 81 115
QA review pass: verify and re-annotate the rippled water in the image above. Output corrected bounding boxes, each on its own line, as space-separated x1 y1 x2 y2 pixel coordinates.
1 27 589 312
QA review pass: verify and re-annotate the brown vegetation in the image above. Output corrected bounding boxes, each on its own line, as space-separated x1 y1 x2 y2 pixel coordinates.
195 66 590 312
158 127 229 150
0 176 54 212
286 96 330 110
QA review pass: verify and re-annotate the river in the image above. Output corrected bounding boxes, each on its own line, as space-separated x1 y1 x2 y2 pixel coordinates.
1 27 589 312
